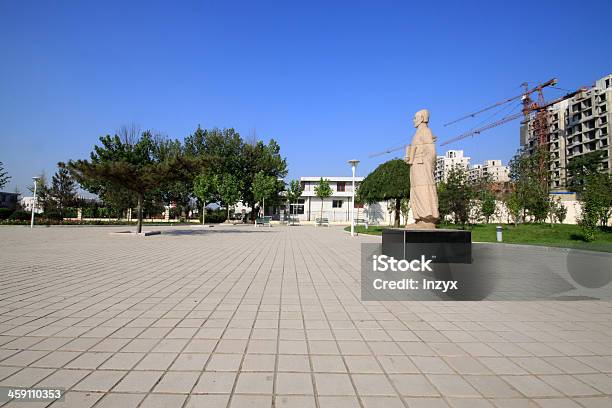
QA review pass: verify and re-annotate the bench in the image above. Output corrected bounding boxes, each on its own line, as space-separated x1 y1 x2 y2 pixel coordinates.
315 218 329 227
255 216 271 227
355 218 369 229
289 217 301 226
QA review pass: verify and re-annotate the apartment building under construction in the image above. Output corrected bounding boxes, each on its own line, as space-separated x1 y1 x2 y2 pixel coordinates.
520 74 612 191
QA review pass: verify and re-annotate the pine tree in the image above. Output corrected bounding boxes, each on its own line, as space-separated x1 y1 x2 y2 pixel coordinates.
51 163 77 217
0 162 10 189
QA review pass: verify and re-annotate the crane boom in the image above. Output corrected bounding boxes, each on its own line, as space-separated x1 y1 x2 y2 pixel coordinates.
443 78 557 127
368 144 407 158
440 112 523 146
440 88 583 147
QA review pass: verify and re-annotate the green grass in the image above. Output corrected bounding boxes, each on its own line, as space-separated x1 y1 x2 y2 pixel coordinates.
345 223 612 253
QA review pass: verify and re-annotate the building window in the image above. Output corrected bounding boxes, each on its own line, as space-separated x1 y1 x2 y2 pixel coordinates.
291 199 305 215
337 182 346 192
332 200 343 208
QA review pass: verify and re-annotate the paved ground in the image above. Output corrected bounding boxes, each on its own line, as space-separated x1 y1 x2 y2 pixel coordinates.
1 225 611 408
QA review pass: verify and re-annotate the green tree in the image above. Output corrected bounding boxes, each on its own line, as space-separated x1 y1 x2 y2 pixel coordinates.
50 162 77 217
567 151 605 194
400 197 410 224
504 190 522 226
68 131 197 233
480 191 496 224
314 177 333 221
252 172 277 217
437 166 473 225
285 179 304 216
548 197 567 225
193 173 218 224
218 174 242 221
472 173 496 224
508 148 550 223
0 162 10 189
242 139 288 220
29 173 53 214
356 159 410 227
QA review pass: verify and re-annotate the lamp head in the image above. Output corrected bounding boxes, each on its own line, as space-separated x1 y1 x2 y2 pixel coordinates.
348 159 360 167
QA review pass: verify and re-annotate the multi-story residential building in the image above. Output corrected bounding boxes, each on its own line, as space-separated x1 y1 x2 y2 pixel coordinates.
435 150 471 183
469 160 510 182
521 74 612 190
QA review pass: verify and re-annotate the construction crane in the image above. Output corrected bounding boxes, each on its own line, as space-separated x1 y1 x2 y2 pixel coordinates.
440 78 559 146
368 78 581 159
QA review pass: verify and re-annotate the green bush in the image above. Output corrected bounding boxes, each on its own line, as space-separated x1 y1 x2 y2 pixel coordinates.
43 211 63 221
9 210 32 221
0 208 14 220
205 209 227 223
63 207 78 218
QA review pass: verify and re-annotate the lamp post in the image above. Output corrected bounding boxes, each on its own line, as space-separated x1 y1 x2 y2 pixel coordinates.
30 176 40 229
348 159 360 237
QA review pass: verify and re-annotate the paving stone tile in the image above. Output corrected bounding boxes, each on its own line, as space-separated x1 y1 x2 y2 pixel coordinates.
99 352 144 369
317 396 360 408
140 394 187 408
351 374 396 396
389 374 439 396
206 353 243 371
170 353 209 371
275 395 316 408
194 371 237 393
229 395 272 408
501 375 563 398
113 370 163 392
153 371 199 393
186 394 230 408
72 370 126 392
95 393 144 408
278 354 311 372
427 374 481 397
235 372 274 394
314 373 355 395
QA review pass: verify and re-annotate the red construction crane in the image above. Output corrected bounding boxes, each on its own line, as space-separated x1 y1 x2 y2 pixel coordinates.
368 78 583 159
440 78 559 146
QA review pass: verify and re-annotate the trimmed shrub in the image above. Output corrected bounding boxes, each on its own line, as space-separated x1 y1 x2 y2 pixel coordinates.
9 210 32 221
205 209 228 224
0 208 14 220
43 211 63 221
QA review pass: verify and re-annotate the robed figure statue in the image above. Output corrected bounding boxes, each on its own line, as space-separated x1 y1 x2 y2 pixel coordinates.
405 109 439 229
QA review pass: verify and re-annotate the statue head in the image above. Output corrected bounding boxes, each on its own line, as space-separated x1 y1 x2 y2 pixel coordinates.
413 109 429 128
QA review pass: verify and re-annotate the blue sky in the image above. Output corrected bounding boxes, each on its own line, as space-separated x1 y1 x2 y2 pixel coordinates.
1 0 611 193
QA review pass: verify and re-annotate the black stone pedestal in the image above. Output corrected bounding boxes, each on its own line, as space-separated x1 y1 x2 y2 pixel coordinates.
382 228 472 263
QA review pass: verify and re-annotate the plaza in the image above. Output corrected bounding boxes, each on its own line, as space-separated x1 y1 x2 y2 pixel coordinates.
1 225 611 407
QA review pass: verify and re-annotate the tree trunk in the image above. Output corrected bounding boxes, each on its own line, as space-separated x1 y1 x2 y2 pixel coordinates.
320 199 324 220
227 205 230 223
394 198 401 228
136 193 144 233
202 202 206 225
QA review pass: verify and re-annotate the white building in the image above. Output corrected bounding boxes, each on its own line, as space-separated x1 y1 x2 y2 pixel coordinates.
20 196 42 214
296 176 363 222
469 159 510 182
435 150 471 183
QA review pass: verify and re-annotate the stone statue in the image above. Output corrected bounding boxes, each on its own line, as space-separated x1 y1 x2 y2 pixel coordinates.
405 109 439 229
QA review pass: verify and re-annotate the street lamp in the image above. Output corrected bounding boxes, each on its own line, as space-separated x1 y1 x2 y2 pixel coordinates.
348 159 360 237
30 176 40 229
